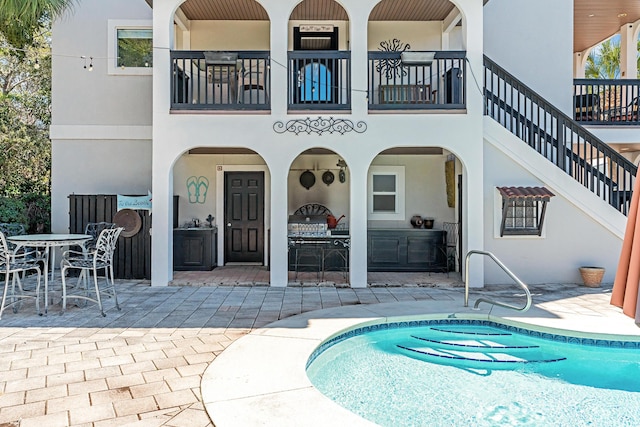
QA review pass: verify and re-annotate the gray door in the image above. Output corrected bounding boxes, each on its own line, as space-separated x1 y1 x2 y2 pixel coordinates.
224 171 264 263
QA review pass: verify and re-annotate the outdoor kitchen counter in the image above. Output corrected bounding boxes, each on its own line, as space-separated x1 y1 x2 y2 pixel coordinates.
367 228 446 272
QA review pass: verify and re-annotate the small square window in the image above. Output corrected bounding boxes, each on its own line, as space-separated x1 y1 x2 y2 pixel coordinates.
117 29 152 68
368 166 405 220
108 20 153 75
497 187 554 237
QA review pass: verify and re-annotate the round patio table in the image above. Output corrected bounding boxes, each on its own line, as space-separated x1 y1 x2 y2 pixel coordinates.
7 234 91 315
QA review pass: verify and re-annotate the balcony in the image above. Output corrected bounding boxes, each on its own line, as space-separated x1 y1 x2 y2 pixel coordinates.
368 51 466 111
574 79 640 125
169 50 468 113
171 50 270 111
287 51 351 111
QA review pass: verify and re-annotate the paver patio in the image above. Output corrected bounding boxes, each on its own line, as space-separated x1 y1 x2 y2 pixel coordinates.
0 271 629 426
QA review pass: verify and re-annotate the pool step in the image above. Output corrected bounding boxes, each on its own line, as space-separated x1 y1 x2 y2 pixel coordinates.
396 343 566 364
397 326 566 366
409 334 540 350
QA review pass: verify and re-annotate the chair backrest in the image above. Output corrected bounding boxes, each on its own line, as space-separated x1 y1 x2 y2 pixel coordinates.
0 231 9 268
442 222 459 246
85 222 116 240
0 223 26 237
239 59 267 90
93 227 124 265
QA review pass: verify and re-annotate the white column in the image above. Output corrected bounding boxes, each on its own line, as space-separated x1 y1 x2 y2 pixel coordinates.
268 165 289 287
349 11 371 116
264 0 296 117
150 0 176 286
456 0 484 286
619 22 639 79
347 161 368 288
573 51 587 79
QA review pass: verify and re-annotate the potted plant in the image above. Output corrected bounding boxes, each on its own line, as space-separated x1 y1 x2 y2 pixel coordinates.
578 266 605 288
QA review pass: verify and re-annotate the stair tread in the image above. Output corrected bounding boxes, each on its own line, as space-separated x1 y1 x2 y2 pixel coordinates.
411 335 539 349
397 344 566 364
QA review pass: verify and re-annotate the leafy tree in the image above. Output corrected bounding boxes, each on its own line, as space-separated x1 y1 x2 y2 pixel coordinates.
0 0 76 51
585 37 640 79
585 39 621 79
0 32 51 196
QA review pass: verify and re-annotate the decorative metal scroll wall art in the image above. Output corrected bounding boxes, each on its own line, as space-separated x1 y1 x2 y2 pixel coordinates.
377 38 411 79
273 117 367 135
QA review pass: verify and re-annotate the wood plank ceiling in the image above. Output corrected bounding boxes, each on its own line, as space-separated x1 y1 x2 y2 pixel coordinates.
574 0 640 53
148 0 640 52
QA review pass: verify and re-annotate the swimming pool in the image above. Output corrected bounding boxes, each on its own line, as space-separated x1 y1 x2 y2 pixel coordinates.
306 319 640 427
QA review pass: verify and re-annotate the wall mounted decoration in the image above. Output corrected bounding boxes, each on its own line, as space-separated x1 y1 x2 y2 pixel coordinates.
299 170 316 190
445 159 455 208
187 176 209 204
337 159 347 183
274 117 367 135
322 170 335 186
376 38 411 79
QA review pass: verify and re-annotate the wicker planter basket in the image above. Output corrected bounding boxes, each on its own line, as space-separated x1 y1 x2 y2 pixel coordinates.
579 267 605 288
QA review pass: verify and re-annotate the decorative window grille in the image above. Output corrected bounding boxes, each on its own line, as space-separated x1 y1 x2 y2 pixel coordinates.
497 187 554 236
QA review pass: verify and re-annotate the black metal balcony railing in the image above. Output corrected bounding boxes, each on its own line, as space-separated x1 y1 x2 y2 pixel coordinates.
574 79 640 125
368 51 466 110
287 51 351 110
486 57 637 215
170 50 270 110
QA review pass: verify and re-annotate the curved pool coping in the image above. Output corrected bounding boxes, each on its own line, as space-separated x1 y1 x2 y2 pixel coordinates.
201 298 640 427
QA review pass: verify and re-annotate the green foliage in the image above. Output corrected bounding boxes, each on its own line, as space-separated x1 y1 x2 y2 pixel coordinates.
0 196 26 225
23 192 50 232
585 40 621 79
0 194 50 233
0 0 76 51
0 31 51 196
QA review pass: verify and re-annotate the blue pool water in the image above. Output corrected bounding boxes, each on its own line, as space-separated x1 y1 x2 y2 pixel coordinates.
306 319 640 427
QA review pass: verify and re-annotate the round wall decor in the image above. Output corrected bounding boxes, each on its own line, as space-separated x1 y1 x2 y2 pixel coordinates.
300 170 316 190
113 208 142 238
322 170 335 186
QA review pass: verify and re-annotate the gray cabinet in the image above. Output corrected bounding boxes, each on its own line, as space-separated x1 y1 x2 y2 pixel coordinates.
368 229 446 272
173 228 217 271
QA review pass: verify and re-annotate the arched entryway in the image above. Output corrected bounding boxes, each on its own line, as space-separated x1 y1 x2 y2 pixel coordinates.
287 148 350 284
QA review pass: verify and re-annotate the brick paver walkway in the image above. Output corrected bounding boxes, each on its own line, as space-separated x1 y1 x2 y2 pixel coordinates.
0 279 477 426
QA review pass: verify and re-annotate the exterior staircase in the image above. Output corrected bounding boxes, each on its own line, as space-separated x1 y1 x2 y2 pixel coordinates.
483 56 637 217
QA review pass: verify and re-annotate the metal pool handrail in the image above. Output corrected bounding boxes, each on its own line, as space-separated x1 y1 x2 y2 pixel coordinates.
464 250 532 312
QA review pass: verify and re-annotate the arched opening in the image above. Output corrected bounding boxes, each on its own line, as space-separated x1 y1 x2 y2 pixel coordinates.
171 147 270 277
366 146 463 281
287 148 350 284
287 0 351 110
367 0 466 110
170 0 271 110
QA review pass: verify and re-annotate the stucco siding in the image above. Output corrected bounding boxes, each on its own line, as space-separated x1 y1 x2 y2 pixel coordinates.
482 141 622 285
483 0 573 115
51 0 152 126
51 139 152 233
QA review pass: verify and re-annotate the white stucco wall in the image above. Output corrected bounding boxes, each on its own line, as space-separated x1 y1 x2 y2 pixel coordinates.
190 21 271 50
368 22 443 50
482 141 623 285
50 139 152 233
51 0 152 126
483 0 573 115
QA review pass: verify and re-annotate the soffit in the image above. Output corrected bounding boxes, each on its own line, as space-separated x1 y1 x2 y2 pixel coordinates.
148 0 457 21
146 0 639 52
575 0 640 52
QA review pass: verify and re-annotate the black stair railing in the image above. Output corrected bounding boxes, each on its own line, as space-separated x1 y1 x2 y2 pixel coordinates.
484 56 637 215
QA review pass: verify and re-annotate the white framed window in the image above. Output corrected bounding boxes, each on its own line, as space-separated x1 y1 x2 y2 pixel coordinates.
368 166 405 220
108 20 153 75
